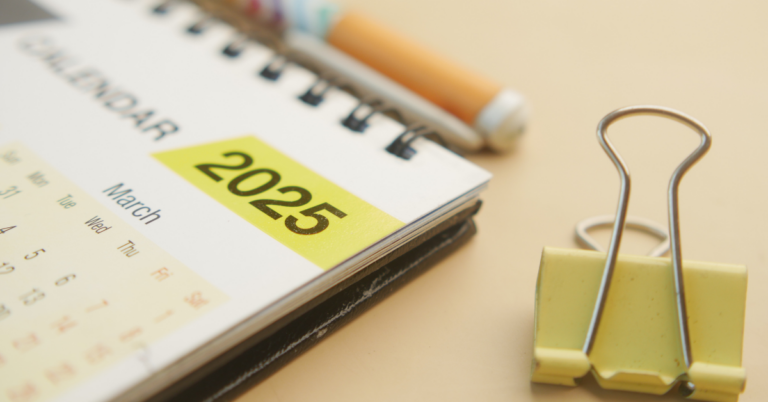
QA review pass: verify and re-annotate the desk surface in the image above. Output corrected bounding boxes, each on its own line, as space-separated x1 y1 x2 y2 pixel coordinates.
237 1 768 401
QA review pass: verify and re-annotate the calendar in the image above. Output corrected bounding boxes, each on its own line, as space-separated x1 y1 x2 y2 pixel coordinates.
0 0 491 399
0 143 228 402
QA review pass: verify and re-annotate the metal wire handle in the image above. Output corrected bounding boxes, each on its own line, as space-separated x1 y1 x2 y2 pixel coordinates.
575 215 670 257
581 106 712 392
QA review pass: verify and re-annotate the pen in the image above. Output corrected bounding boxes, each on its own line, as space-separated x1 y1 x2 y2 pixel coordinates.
230 0 530 152
286 30 485 152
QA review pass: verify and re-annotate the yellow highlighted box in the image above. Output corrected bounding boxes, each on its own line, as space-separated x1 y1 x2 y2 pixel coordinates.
154 136 404 269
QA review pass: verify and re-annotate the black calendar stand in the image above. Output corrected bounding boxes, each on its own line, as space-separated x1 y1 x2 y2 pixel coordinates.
148 202 481 402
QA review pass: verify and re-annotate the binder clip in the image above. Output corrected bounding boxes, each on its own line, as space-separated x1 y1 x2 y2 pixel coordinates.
531 106 748 401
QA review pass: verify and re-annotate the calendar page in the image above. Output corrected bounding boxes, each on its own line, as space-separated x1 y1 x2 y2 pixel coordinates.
0 143 228 402
0 0 491 401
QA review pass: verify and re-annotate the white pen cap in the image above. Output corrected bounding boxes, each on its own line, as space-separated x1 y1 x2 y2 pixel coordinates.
474 89 530 152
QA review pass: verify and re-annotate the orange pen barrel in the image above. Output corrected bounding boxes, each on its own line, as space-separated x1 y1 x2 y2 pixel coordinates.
327 12 499 126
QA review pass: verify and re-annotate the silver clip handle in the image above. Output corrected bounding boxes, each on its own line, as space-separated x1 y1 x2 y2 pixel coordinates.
582 105 712 393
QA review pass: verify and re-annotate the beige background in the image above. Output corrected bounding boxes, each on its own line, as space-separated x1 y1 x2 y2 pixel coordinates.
238 1 767 401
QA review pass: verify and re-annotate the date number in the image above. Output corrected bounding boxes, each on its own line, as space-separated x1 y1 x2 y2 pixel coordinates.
196 152 346 235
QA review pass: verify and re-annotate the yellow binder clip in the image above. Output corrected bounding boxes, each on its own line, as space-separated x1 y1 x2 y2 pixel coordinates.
531 106 748 402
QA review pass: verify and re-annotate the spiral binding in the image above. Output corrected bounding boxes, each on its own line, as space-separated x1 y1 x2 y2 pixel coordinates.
341 99 381 132
258 55 289 81
386 126 449 161
151 0 448 159
222 35 248 57
299 77 335 106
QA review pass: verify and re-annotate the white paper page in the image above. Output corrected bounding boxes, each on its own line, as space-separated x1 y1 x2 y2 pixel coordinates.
0 1 491 401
